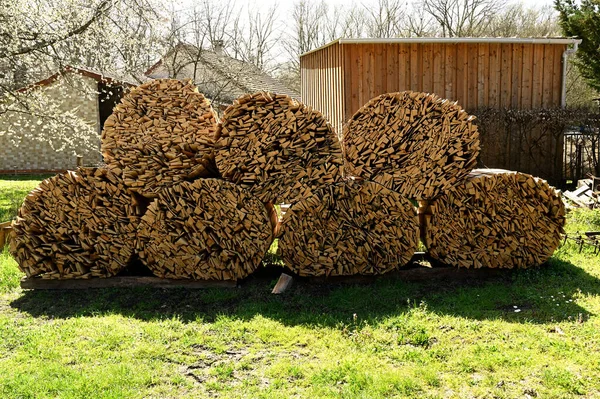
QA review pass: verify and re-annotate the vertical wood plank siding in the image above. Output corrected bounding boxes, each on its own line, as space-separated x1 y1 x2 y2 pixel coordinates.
300 41 568 185
300 42 567 120
300 42 344 135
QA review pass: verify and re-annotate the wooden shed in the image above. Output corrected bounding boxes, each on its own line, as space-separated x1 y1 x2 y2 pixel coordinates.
300 38 581 185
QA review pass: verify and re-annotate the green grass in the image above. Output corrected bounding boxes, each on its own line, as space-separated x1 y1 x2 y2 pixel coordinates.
1 177 600 398
0 175 52 222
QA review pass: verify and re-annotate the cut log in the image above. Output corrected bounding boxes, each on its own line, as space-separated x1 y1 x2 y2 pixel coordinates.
10 168 141 279
277 179 420 276
101 79 219 198
343 91 480 200
0 221 12 248
214 92 344 204
137 179 277 280
423 169 566 269
271 273 293 294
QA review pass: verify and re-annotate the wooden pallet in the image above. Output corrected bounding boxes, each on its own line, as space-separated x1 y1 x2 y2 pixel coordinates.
20 276 237 290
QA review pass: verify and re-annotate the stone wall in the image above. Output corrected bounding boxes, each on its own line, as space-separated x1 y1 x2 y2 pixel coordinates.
0 73 102 172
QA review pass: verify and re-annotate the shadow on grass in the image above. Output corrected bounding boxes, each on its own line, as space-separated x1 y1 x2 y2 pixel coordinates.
9 256 600 327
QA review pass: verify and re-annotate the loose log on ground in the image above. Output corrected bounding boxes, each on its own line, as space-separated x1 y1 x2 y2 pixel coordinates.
101 79 219 198
423 169 566 269
137 179 277 280
343 91 480 200
277 179 420 276
215 92 344 204
10 168 141 279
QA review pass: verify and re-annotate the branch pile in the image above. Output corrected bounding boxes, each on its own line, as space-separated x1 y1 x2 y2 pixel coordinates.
10 168 141 279
101 79 219 198
137 179 276 280
343 91 480 200
215 92 344 204
278 179 419 276
423 169 566 268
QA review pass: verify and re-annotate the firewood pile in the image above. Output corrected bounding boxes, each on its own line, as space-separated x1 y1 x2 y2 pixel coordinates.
9 81 567 283
343 91 480 201
101 79 219 198
137 179 276 280
215 92 344 204
10 168 141 279
278 179 419 276
422 169 566 269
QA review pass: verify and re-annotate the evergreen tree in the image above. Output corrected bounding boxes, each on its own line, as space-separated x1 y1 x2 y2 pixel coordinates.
556 0 600 93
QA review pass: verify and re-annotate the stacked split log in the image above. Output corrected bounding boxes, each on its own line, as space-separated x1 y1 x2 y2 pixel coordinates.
10 168 141 279
215 92 344 204
423 169 566 269
101 79 219 198
343 91 480 200
278 179 419 276
10 82 567 282
137 179 276 280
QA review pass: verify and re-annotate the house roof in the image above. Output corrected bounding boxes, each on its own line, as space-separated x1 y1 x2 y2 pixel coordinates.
301 37 582 57
17 66 136 93
145 44 299 103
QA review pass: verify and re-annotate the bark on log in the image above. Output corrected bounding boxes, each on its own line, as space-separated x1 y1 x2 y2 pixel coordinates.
277 179 419 276
215 92 344 204
423 169 566 269
10 168 141 279
343 91 480 200
101 79 219 198
137 179 277 280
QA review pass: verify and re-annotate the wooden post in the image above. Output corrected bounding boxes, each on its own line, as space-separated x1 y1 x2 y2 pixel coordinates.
0 221 12 248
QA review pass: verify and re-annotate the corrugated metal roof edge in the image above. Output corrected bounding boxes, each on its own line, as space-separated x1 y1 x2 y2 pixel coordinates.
300 37 582 57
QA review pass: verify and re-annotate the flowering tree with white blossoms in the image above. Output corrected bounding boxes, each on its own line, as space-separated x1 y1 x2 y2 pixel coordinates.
0 0 165 161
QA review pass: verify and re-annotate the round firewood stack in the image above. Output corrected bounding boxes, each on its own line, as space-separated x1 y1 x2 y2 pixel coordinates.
423 169 566 269
277 179 420 276
215 92 344 204
10 168 141 279
137 179 277 280
101 79 219 198
343 91 480 201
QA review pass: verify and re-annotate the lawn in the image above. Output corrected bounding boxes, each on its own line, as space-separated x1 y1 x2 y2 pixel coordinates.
0 175 53 223
1 177 600 398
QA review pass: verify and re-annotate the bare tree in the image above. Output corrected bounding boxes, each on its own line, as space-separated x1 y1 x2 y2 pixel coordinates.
422 0 505 37
406 2 438 37
486 4 560 37
285 0 329 63
364 0 408 38
153 2 283 108
230 5 279 72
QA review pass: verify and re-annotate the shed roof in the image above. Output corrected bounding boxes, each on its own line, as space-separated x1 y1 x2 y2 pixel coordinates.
301 37 582 57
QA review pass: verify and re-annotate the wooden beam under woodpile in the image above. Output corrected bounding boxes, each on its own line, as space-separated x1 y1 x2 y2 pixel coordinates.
422 169 566 269
101 79 219 198
277 178 420 276
214 92 344 204
10 168 142 279
137 179 277 280
343 91 480 201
